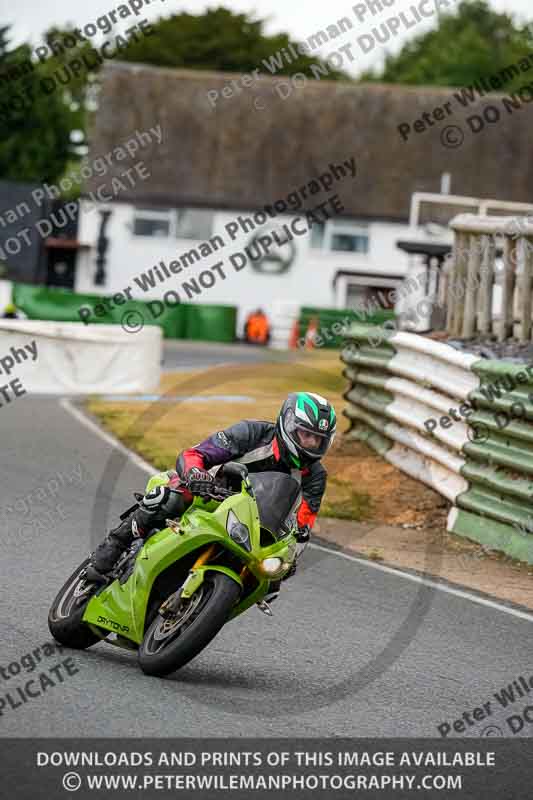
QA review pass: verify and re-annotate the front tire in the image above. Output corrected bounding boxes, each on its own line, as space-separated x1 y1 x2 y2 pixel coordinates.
138 572 241 677
48 559 101 649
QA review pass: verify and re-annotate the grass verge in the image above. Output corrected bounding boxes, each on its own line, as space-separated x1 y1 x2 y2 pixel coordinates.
86 353 373 522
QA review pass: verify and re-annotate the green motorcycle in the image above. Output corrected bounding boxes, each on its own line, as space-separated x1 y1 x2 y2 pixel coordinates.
48 464 300 677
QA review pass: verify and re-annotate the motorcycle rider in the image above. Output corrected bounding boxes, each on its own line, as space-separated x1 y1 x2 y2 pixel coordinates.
86 392 337 592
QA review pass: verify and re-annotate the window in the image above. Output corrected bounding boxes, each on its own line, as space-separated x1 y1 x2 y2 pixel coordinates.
133 208 173 238
310 219 370 254
133 217 171 237
132 207 214 240
329 219 369 254
175 209 214 240
331 232 369 253
310 222 326 249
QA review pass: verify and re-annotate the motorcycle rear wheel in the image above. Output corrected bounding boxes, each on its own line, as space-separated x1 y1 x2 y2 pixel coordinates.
48 559 102 649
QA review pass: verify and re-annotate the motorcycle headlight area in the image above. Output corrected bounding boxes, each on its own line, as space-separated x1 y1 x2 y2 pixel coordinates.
226 510 251 551
259 557 286 578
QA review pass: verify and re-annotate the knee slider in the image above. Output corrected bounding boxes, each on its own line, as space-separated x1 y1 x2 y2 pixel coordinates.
141 485 169 510
141 485 186 519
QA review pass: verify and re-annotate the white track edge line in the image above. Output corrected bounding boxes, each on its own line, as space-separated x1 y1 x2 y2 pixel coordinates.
60 398 156 476
61 398 533 624
311 543 533 623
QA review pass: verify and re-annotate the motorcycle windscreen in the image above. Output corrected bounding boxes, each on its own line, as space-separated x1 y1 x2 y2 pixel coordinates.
248 471 301 535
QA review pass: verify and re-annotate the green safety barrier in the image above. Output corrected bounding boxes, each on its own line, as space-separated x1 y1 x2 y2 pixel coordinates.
341 322 533 564
184 304 236 343
452 359 533 562
299 306 395 349
11 284 235 342
12 283 112 324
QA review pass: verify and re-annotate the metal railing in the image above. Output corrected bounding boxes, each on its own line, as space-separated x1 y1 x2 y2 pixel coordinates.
447 213 533 342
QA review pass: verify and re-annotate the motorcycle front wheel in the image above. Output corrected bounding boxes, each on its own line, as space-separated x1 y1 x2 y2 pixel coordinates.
138 572 241 677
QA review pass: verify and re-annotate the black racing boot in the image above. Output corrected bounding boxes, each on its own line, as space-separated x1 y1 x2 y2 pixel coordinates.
86 486 188 584
86 516 137 584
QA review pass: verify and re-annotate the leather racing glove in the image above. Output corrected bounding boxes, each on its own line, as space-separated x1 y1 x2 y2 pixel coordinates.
186 467 215 497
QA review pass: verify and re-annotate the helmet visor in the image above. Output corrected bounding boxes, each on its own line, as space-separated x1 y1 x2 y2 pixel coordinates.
284 410 332 458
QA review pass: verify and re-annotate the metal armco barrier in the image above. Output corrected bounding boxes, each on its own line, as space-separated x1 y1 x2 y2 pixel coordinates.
342 324 533 564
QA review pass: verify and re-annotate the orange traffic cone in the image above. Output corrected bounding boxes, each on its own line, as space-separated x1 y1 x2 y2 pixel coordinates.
289 319 300 349
305 317 319 350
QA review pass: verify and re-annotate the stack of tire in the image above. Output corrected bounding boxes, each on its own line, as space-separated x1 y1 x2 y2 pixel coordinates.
269 302 301 350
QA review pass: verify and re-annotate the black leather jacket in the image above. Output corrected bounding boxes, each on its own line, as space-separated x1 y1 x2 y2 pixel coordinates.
176 419 327 528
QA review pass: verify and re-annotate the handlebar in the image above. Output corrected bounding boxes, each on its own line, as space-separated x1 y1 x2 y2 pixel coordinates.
170 477 235 501
181 461 252 501
201 484 236 501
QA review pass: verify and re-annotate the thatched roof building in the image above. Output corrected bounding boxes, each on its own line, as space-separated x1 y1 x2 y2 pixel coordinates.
86 61 533 222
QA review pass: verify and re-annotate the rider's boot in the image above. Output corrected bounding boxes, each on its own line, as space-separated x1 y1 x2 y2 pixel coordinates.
85 515 138 584
86 486 188 584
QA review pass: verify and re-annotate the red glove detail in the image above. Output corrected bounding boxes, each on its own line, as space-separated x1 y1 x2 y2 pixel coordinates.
297 499 317 529
181 449 206 474
168 473 193 503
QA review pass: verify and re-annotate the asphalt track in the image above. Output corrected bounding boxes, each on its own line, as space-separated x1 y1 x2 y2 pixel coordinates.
1 349 533 738
161 340 296 371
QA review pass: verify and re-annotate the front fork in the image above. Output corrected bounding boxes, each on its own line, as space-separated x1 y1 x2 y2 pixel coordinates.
159 545 245 618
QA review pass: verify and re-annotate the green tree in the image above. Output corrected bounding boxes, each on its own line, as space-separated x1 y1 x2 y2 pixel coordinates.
0 26 80 184
361 1 532 92
37 26 105 195
0 8 350 186
41 26 101 119
117 6 348 79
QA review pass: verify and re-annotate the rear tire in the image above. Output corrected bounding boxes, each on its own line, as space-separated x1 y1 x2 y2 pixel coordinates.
138 572 240 677
48 559 101 649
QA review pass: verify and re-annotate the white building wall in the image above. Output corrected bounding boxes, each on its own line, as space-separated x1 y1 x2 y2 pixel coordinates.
76 200 426 334
0 279 12 311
